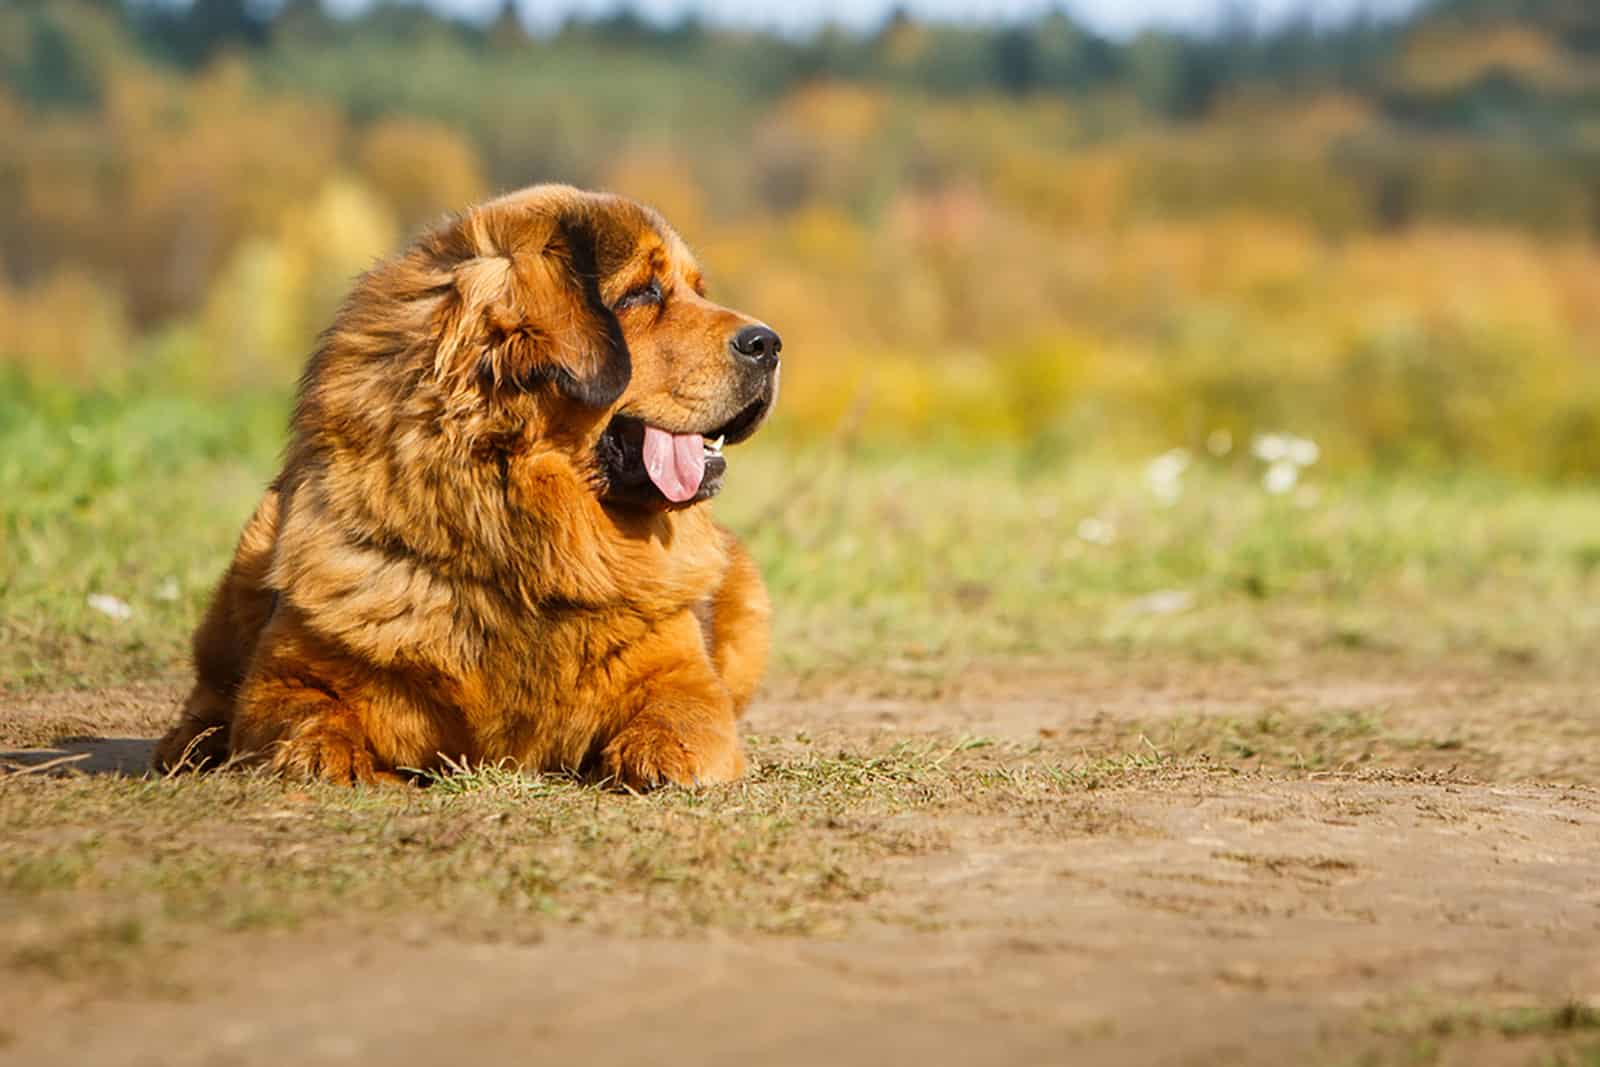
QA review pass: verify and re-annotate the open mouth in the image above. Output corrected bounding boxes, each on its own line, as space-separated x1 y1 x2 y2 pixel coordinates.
597 392 772 510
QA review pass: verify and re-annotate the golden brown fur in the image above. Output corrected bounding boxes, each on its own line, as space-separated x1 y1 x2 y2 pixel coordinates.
152 185 778 789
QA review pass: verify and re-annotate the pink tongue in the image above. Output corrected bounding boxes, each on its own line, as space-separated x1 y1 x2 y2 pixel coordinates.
641 424 706 503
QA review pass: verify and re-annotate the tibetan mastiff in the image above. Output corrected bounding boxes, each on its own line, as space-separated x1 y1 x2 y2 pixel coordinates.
152 184 780 789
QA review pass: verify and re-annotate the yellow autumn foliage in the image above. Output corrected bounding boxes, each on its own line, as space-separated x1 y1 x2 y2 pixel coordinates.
3 20 1599 478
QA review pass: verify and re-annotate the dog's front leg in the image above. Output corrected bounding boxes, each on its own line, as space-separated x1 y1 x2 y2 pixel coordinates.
597 614 745 790
228 613 408 786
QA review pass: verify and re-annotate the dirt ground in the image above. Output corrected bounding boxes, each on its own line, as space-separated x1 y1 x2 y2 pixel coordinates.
3 662 1599 1066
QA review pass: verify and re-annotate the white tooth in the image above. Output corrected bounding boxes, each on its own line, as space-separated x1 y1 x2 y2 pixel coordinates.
712 435 725 450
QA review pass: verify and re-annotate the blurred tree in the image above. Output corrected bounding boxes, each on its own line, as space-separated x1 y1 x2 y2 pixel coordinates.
1128 31 1221 119
1030 10 1118 91
134 0 272 69
992 27 1040 96
584 7 654 48
655 13 708 52
486 0 529 50
0 2 110 109
356 117 488 230
793 21 872 81
274 0 334 43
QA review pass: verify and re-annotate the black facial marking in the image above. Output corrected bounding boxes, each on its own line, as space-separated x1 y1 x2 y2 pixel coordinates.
517 362 629 410
488 216 633 409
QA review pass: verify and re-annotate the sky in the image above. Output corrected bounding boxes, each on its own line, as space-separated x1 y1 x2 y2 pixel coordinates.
332 0 1426 39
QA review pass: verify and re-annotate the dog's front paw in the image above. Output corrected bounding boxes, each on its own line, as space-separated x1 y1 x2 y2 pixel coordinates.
598 716 744 791
269 719 399 786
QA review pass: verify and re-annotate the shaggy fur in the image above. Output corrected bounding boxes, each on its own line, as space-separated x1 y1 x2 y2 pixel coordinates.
152 185 779 789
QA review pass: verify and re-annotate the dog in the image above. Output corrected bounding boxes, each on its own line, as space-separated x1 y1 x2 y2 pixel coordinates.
151 185 780 789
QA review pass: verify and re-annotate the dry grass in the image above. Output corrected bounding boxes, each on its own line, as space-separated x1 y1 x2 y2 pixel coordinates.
0 733 1185 984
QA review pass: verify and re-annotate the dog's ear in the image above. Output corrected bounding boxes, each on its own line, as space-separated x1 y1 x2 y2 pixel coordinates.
438 213 631 410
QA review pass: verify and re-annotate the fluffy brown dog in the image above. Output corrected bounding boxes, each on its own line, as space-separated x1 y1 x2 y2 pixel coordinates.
151 185 780 789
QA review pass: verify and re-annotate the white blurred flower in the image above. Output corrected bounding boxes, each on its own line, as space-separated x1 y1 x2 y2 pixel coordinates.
1206 429 1233 457
1263 461 1300 495
1253 432 1320 496
1253 432 1319 468
156 576 181 602
1145 448 1191 505
1146 448 1192 482
1252 433 1290 463
1129 589 1195 616
1076 517 1116 545
1288 437 1320 468
87 593 132 621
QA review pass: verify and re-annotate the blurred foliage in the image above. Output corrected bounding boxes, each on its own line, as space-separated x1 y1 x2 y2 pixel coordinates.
2 0 1599 478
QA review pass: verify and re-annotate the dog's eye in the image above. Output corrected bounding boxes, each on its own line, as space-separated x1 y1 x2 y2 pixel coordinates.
615 279 663 311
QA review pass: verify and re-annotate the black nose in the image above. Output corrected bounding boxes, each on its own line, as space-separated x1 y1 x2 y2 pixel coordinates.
730 325 782 369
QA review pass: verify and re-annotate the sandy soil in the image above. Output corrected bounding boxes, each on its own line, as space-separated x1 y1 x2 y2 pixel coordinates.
2 665 1599 1066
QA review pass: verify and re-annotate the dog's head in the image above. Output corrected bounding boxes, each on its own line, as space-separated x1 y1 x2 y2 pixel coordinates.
411 184 780 511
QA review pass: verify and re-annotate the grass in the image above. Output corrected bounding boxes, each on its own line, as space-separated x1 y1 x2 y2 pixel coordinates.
1142 707 1401 772
1347 999 1600 1067
5 375 1600 693
1374 1000 1600 1042
1 377 288 690
6 374 1600 1057
0 734 1182 983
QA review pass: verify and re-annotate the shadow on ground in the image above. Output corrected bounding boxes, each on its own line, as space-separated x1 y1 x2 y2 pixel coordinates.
0 738 156 777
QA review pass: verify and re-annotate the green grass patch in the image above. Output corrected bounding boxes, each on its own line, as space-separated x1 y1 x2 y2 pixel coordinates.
6 375 1600 693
